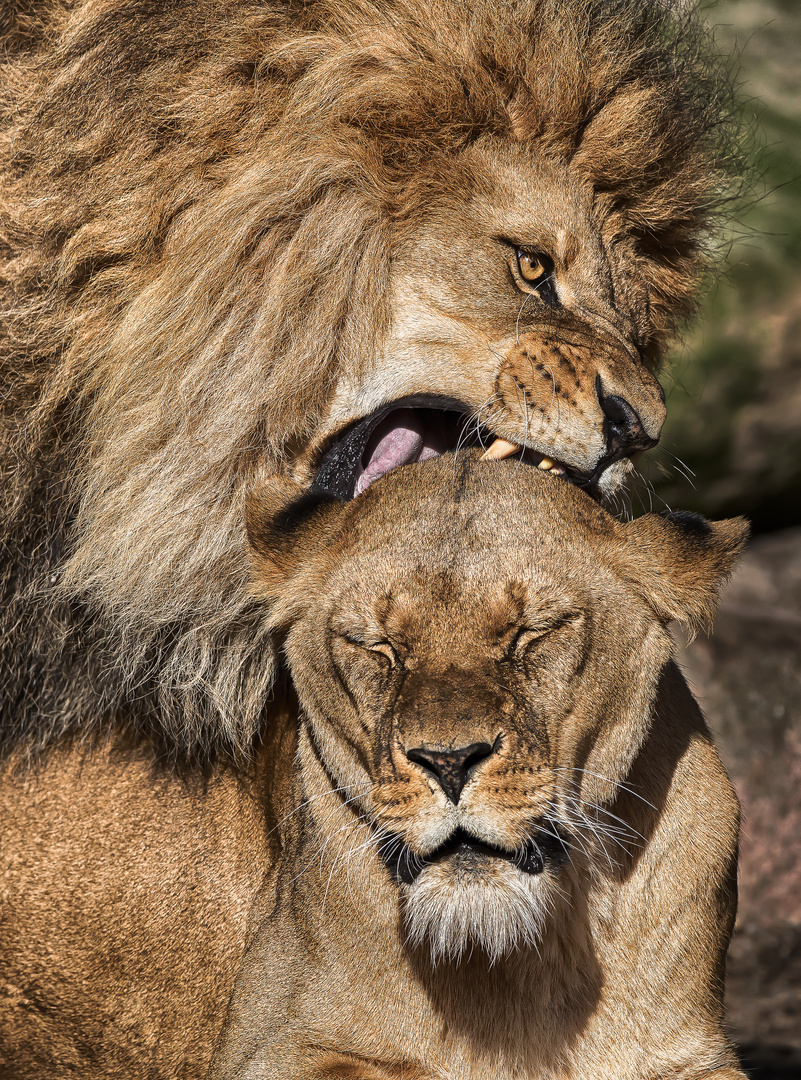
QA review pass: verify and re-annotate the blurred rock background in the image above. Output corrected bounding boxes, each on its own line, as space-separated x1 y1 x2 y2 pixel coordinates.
653 2 801 1075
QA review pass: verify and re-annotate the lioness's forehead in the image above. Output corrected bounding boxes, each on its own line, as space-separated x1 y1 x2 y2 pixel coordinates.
323 457 622 626
340 456 616 559
333 547 600 623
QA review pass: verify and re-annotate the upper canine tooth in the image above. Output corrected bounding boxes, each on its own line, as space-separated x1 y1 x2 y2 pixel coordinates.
538 456 555 470
480 439 520 461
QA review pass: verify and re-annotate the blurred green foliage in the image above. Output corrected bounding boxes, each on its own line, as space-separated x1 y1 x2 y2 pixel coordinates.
641 0 801 532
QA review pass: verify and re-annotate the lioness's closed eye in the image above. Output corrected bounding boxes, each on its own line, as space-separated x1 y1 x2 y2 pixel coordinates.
216 454 750 1079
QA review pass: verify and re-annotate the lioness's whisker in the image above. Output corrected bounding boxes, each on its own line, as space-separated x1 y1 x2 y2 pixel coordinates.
268 781 377 835
552 767 659 813
344 833 385 864
563 791 640 837
605 484 634 523
287 824 350 888
286 798 377 887
558 794 645 868
321 813 379 915
546 817 596 868
581 820 642 848
307 801 370 870
340 825 399 906
544 362 557 421
659 446 697 488
581 802 647 845
541 800 620 871
629 469 673 516
507 375 530 472
321 817 379 896
525 820 570 854
318 825 348 875
568 813 620 872
320 855 340 917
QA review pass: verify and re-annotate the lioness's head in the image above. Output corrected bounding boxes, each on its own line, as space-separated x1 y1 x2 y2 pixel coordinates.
248 457 747 961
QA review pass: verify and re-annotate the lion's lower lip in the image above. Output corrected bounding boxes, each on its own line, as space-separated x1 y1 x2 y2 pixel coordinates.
310 397 588 500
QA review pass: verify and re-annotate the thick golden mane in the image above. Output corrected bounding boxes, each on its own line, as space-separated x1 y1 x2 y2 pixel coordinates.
0 0 737 760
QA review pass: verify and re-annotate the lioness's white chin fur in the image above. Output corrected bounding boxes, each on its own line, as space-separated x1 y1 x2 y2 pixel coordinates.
402 861 554 965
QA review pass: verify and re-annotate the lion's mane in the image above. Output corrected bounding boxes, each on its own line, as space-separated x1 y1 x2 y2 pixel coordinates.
0 0 737 760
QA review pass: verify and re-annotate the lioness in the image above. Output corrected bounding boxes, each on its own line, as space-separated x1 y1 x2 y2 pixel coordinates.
215 455 746 1078
0 456 747 1078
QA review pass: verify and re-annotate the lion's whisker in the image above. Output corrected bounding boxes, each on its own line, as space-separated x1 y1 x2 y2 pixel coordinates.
562 809 618 871
321 812 378 915
658 446 697 487
286 792 378 887
452 393 501 474
580 801 647 845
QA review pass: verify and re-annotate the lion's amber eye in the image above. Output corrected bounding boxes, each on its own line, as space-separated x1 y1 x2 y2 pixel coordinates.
511 247 558 308
516 249 553 288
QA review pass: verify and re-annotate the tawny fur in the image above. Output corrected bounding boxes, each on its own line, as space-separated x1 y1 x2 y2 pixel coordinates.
0 457 749 1077
0 0 738 760
218 457 749 1078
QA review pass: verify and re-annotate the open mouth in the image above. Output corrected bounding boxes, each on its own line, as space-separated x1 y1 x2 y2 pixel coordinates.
381 826 570 887
310 395 582 501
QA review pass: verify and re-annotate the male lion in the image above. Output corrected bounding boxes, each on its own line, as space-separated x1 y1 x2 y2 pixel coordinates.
0 456 747 1076
0 0 737 760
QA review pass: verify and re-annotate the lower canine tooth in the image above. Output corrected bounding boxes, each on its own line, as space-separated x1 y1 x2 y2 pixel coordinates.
481 439 520 461
538 456 555 470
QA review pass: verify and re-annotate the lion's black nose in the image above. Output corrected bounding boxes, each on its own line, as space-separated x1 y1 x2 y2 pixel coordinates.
406 742 494 804
597 380 659 457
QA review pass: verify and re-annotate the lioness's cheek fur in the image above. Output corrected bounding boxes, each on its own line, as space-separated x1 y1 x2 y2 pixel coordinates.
0 0 739 762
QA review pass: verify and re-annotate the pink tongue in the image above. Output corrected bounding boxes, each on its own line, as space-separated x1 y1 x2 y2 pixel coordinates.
355 408 425 495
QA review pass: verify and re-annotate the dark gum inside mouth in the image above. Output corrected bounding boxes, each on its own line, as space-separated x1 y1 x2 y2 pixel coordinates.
310 398 582 501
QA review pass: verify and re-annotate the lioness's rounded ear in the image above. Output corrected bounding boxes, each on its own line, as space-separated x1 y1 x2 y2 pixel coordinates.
246 478 346 600
618 510 750 638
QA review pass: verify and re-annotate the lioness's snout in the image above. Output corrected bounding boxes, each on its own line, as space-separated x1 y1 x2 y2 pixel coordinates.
405 741 495 804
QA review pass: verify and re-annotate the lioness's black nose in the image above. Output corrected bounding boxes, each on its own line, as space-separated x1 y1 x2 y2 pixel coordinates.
597 383 659 456
406 742 494 804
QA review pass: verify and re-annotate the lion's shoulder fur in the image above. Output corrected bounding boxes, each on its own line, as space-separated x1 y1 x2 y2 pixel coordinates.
0 0 739 761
